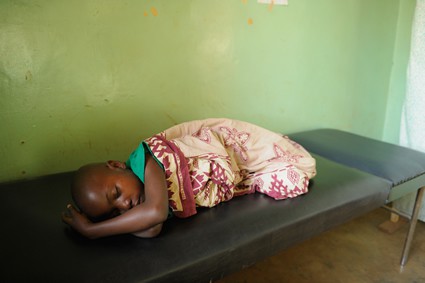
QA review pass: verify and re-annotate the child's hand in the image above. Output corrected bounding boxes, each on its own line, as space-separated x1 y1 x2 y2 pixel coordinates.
62 204 94 238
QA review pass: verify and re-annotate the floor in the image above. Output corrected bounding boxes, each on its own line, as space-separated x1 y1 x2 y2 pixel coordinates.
217 208 425 283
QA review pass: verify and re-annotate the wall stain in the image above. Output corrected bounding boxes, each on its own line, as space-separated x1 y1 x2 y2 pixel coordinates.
151 7 158 17
165 113 178 125
268 1 275 12
25 70 32 81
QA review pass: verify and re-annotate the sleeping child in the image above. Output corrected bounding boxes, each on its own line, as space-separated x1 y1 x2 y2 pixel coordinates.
62 118 316 239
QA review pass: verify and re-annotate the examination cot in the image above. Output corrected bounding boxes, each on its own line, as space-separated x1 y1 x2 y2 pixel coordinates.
1 129 424 282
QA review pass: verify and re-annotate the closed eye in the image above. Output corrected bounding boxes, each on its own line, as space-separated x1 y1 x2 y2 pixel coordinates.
114 186 121 199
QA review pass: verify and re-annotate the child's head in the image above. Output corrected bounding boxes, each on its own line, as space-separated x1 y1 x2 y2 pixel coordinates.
71 161 143 221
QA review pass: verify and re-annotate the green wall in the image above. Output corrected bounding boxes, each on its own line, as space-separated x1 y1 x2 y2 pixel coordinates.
0 0 414 182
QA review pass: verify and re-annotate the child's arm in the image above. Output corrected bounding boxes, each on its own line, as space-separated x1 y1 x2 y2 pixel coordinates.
62 155 169 239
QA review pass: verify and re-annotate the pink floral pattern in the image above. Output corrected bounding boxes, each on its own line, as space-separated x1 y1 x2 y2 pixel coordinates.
144 118 316 218
220 126 250 161
192 127 211 144
272 143 303 163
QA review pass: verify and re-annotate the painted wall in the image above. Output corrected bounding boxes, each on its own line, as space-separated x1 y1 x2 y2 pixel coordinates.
0 0 412 182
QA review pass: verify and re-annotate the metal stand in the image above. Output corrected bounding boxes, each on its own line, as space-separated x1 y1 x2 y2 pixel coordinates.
400 186 425 266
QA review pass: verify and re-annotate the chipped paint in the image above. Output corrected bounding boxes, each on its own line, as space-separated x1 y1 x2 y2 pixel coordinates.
151 7 158 17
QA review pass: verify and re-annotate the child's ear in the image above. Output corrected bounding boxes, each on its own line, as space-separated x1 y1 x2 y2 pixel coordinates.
106 160 127 170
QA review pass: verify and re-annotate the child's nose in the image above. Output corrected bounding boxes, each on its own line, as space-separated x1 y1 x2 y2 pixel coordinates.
117 198 131 211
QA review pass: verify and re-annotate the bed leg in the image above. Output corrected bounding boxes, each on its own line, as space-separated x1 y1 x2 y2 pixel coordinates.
378 207 408 234
390 212 399 223
400 186 425 267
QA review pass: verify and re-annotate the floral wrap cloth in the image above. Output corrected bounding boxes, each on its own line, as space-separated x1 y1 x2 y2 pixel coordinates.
144 118 316 218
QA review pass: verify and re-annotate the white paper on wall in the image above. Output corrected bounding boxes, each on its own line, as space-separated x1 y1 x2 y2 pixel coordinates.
258 0 288 5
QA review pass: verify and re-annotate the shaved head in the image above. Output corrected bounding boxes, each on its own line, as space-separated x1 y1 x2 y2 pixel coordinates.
70 161 143 222
71 163 109 219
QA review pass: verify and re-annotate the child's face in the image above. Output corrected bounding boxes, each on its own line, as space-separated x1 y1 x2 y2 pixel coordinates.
80 163 143 220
